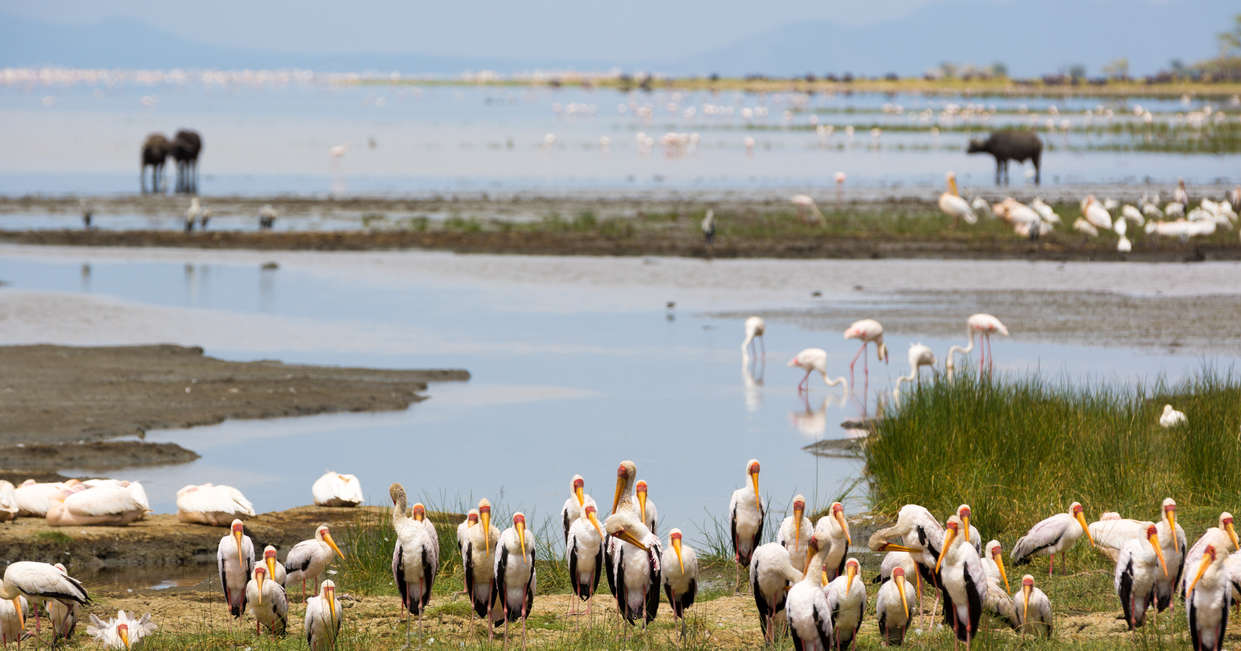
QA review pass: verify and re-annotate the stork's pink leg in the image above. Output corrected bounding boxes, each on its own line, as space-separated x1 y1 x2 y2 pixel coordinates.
1048 553 1054 576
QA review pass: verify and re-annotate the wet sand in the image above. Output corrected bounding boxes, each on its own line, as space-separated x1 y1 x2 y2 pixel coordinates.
0 345 468 472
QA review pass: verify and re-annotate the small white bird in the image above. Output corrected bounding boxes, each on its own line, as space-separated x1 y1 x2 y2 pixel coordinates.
742 316 766 357
1012 502 1094 576
1014 574 1052 636
304 579 341 650
176 483 255 526
86 611 156 649
876 566 912 645
662 528 699 637
825 558 866 649
285 524 345 598
1159 404 1187 428
245 565 288 636
312 471 364 507
217 518 255 618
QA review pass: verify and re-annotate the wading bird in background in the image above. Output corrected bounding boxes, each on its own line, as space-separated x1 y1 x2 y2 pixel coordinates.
946 313 1009 378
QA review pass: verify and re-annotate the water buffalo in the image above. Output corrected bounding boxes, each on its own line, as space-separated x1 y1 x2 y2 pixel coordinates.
171 129 203 194
140 133 171 193
967 130 1042 186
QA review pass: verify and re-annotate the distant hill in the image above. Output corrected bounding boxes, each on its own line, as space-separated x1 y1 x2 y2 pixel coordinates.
2 3 1234 78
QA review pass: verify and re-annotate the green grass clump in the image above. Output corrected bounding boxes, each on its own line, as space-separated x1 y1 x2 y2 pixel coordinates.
866 370 1241 540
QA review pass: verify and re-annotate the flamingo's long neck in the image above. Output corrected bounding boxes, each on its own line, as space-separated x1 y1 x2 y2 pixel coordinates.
946 329 976 369
821 370 848 389
741 333 754 352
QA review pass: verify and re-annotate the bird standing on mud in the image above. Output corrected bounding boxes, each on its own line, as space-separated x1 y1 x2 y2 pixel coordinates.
1012 502 1094 575
566 504 605 616
245 565 288 636
217 518 254 619
701 209 716 246
729 459 764 587
749 542 800 643
304 579 341 650
284 524 345 599
662 528 698 637
465 498 502 638
494 512 537 647
604 509 662 627
390 483 438 642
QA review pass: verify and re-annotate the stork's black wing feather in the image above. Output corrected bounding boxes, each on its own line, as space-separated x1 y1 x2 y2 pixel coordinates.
393 542 408 611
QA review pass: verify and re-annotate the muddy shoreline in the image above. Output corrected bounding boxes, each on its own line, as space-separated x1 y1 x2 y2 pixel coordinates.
0 345 469 473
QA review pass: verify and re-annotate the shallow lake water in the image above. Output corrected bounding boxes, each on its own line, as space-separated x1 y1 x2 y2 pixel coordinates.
3 247 1237 547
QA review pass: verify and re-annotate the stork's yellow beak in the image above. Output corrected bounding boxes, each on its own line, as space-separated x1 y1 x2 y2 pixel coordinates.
234 529 245 571
948 175 959 196
820 569 829 587
1149 532 1168 578
12 598 22 634
1022 584 1032 624
615 528 648 551
1228 521 1240 551
324 532 345 560
836 510 852 547
673 537 685 574
612 475 626 514
481 510 492 551
792 504 804 552
119 628 131 650
265 556 277 581
802 545 816 578
588 510 603 539
995 552 1010 593
880 543 915 553
1188 555 1211 596
575 484 584 508
327 588 337 621
845 562 857 593
1076 511 1095 547
637 490 648 524
516 519 527 559
257 572 265 604
961 515 970 543
1166 510 1180 553
936 528 956 574
750 472 761 514
895 574 909 619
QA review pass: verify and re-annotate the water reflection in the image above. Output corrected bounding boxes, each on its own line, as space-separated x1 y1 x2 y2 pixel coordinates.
741 353 765 413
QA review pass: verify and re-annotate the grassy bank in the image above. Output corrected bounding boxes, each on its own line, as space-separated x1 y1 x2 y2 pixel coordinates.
866 370 1241 540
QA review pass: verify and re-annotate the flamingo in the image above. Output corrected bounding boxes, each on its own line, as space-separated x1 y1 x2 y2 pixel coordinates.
835 171 847 200
791 194 825 223
843 318 888 387
946 313 1009 377
741 316 766 357
893 343 935 399
787 348 847 394
938 172 978 226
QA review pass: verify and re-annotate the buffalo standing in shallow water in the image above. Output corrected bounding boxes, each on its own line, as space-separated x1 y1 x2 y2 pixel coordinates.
140 133 170 193
967 130 1042 186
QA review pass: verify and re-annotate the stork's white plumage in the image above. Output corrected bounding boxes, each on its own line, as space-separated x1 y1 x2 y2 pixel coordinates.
787 348 848 394
979 540 1020 631
786 534 834 650
284 524 344 599
245 566 288 635
0 561 89 641
1159 404 1187 428
494 512 537 646
824 558 866 649
0 594 27 645
749 542 800 643
1184 513 1240 596
815 502 852 581
876 566 912 646
1015 574 1052 636
604 509 662 626
304 580 341 651
1012 502 1094 576
938 172 978 225
176 483 255 526
1073 217 1100 237
742 316 766 357
566 504 605 614
1030 197 1061 224
662 528 699 636
311 471 364 507
1121 204 1145 226
457 509 479 563
729 459 765 569
936 516 988 647
463 498 502 635
893 343 936 400
982 540 1011 593
867 503 945 590
777 494 813 568
390 484 438 642
1186 544 1230 651
560 474 596 544
48 563 77 642
946 313 1009 377
1114 524 1167 630
259 545 286 585
86 611 155 650
217 518 254 618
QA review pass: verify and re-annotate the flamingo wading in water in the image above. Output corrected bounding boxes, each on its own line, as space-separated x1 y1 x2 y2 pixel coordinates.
788 348 848 394
843 318 888 388
946 313 1008 377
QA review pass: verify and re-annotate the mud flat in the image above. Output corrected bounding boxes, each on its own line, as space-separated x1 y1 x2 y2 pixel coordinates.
0 345 469 473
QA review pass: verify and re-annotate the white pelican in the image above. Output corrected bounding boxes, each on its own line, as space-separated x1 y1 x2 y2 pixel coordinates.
0 481 15 521
1030 197 1062 224
1114 524 1167 629
566 504 605 615
1015 574 1052 636
48 563 78 642
742 316 766 357
217 518 254 618
1082 196 1113 231
604 509 662 627
815 502 852 580
259 545 286 584
1174 178 1189 206
1073 217 1100 237
634 480 658 534
1159 404 1187 428
245 565 288 635
304 579 340 650
936 516 987 648
0 595 26 645
46 482 147 526
787 348 848 394
893 343 936 400
729 459 764 577
176 483 255 526
1142 201 1163 219
494 512 536 646
1012 502 1093 575
1114 215 1128 237
786 534 834 649
946 313 1009 377
560 474 596 543
464 498 502 638
843 318 888 384
311 471 364 507
777 494 812 566
971 196 992 218
86 611 155 649
457 509 479 593
0 561 89 637
825 557 865 649
791 194 825 223
390 484 437 641
938 171 978 225
15 479 65 517
876 566 912 645
1165 201 1186 218
1121 204 1145 226
1186 544 1230 650
749 542 800 643
284 524 345 598
1117 236 1132 253
662 528 699 637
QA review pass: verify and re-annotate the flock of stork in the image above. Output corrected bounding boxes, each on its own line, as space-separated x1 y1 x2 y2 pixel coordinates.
935 176 1241 250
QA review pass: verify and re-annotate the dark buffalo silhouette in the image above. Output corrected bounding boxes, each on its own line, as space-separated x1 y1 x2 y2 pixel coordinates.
171 129 203 194
141 133 171 193
967 130 1042 186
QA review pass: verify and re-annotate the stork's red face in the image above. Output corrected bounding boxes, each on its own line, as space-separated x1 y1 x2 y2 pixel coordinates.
573 477 585 489
1205 545 1217 561
264 548 277 560
584 504 597 517
892 567 904 578
793 498 805 511
1022 576 1034 587
635 481 647 495
670 530 682 542
946 521 959 532
411 503 426 521
479 504 491 516
513 513 526 526
617 464 630 478
748 460 761 475
832 503 844 515
231 521 244 534
467 512 479 524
